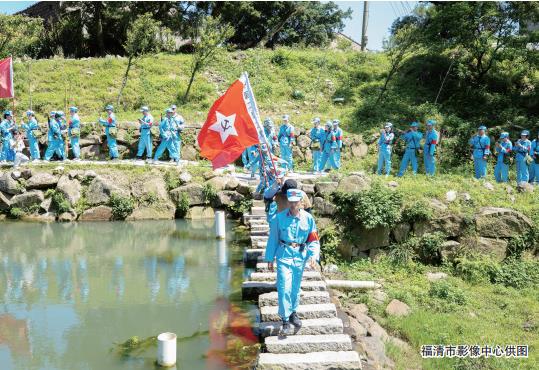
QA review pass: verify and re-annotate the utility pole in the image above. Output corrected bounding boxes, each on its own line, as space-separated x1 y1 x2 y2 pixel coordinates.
361 1 369 51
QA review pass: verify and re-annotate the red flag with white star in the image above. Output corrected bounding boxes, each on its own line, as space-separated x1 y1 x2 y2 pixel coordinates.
197 76 260 169
0 57 14 98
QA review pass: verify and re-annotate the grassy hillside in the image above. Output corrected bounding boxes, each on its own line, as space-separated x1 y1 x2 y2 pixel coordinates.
4 48 387 129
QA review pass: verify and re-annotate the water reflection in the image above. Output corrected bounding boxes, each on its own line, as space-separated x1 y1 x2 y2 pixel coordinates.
0 219 250 370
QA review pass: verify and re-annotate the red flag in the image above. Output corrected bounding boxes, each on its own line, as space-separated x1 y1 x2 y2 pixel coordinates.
198 76 260 169
0 57 14 99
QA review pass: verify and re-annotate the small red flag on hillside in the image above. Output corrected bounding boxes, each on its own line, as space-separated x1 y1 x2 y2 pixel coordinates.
197 75 260 169
0 57 14 99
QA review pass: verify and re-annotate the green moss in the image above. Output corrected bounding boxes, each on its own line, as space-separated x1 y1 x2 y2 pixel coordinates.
109 193 134 220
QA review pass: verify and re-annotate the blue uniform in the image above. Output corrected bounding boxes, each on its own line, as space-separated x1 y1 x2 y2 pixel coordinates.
172 114 184 160
310 127 324 172
333 127 343 169
68 113 81 159
154 117 178 161
397 130 423 177
265 209 320 321
377 131 395 175
99 113 119 159
137 114 154 158
514 139 531 183
278 124 295 170
0 119 15 161
469 135 491 179
44 119 65 160
494 140 512 183
22 118 41 160
318 129 338 170
264 126 278 154
423 129 439 176
531 139 539 184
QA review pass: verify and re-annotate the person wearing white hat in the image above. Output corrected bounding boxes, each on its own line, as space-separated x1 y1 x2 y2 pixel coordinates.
515 130 532 184
264 188 320 335
136 106 154 161
21 110 41 160
68 106 81 160
0 110 16 162
277 114 295 170
154 108 178 163
332 119 343 169
469 125 490 179
170 104 185 160
376 122 395 176
494 132 512 183
98 105 119 160
318 120 338 170
309 117 323 173
44 112 65 161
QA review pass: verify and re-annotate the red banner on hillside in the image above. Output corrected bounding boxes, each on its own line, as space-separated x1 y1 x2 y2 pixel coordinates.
0 57 14 99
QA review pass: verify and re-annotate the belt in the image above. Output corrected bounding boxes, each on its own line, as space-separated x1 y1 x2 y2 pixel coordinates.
280 240 306 249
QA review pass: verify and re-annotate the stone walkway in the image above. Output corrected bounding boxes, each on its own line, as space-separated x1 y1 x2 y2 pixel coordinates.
241 201 363 369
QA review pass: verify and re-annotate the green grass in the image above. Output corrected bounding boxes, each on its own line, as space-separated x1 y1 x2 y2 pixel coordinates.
339 258 539 370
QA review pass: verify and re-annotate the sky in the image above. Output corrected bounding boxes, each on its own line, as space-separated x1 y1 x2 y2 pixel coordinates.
0 1 416 51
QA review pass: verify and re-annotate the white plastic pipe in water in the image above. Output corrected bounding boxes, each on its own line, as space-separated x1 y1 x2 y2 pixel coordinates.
157 332 177 367
215 210 226 239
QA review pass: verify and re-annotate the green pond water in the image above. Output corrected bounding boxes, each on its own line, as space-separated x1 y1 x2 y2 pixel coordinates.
0 220 257 370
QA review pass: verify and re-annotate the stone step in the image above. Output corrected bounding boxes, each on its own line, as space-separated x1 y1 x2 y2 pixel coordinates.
251 235 268 243
251 206 266 215
257 351 362 370
265 334 353 354
258 317 344 338
249 271 322 282
253 200 265 208
251 225 269 231
242 281 327 300
260 303 337 322
250 229 269 236
258 291 330 307
243 249 265 264
256 262 315 272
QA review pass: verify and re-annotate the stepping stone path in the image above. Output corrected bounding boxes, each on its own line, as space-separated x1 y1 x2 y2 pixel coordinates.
241 200 362 369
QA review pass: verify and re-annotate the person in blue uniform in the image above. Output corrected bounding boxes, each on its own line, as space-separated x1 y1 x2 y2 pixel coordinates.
278 115 295 171
154 108 178 163
44 112 65 161
332 119 343 169
263 118 278 154
21 110 41 161
531 132 539 185
469 126 491 179
0 110 16 162
98 105 119 160
309 117 323 173
514 130 532 184
136 106 154 161
265 188 320 335
170 104 184 161
423 119 439 176
397 122 423 177
68 106 81 160
376 122 395 176
494 132 512 183
318 121 338 171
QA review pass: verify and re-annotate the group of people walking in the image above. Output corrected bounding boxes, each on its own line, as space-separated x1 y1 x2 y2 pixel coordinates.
0 104 185 166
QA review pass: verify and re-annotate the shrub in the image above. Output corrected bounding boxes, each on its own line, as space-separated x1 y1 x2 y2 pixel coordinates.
141 191 159 206
333 183 403 230
429 280 467 306
163 170 180 191
109 193 134 220
388 232 446 265
229 198 253 216
401 200 433 223
319 224 344 265
202 183 218 205
51 191 71 214
506 227 539 259
291 90 305 100
9 207 25 219
176 193 189 218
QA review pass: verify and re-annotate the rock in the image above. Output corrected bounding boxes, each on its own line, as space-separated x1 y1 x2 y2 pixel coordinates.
21 213 56 222
0 172 23 194
388 336 412 351
20 168 33 179
79 206 113 221
372 289 388 305
349 318 368 339
52 166 64 175
476 237 508 260
225 176 239 190
179 172 192 184
347 303 369 317
313 197 336 216
323 264 339 273
369 248 389 262
126 206 175 220
301 183 315 195
316 217 334 230
367 322 390 341
185 206 215 219
26 172 59 190
517 182 534 193
58 210 77 222
484 181 495 191
80 145 101 159
181 145 198 161
336 174 370 193
351 143 368 158
391 223 411 243
351 225 391 252
214 190 244 207
0 191 11 211
296 135 311 148
79 134 101 146
414 214 465 238
130 176 169 203
40 197 52 213
170 183 205 206
446 190 457 202
235 182 252 196
506 186 514 194
205 176 230 191
83 170 97 179
440 240 461 262
67 170 84 180
426 272 448 282
56 175 81 205
10 190 44 209
429 198 447 212
387 181 398 188
86 176 127 205
357 336 394 369
314 181 338 197
475 207 533 238
461 192 472 202
11 170 21 180
292 146 305 161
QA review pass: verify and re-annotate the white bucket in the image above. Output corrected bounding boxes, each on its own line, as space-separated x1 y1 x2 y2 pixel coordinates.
215 210 226 239
157 332 177 367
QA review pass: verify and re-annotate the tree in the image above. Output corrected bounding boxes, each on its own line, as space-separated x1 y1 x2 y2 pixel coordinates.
183 16 234 101
0 14 43 58
117 13 174 107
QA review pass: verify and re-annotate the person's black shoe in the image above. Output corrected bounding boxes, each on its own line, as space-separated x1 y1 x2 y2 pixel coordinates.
289 312 302 329
279 320 293 337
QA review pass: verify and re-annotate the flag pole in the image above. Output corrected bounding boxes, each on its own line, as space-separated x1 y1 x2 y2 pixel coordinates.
242 72 279 177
